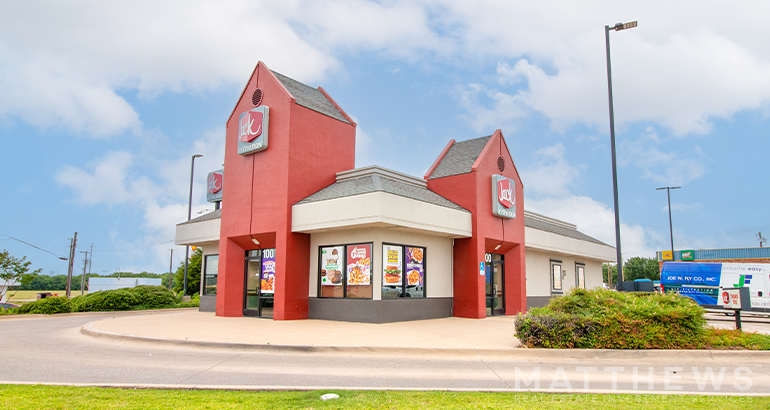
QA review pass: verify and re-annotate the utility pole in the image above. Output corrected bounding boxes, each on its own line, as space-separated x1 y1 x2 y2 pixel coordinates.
168 248 174 290
80 250 88 296
65 232 78 298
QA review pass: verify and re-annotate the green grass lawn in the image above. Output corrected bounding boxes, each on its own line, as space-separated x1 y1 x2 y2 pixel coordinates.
0 385 765 409
7 290 87 302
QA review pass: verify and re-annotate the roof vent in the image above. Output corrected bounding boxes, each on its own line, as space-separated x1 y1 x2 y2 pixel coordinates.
251 87 263 106
497 156 505 173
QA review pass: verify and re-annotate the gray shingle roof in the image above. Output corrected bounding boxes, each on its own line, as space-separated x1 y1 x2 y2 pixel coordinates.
428 135 491 179
177 209 221 226
297 167 467 212
271 71 350 124
524 212 611 247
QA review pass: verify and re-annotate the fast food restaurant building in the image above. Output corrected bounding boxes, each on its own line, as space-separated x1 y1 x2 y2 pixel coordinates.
175 62 616 323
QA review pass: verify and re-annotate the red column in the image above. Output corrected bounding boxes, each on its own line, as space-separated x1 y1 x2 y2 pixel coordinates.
505 243 527 314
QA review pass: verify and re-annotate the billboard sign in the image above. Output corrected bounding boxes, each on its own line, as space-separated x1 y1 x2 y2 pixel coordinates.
206 169 223 203
491 174 516 219
237 106 269 155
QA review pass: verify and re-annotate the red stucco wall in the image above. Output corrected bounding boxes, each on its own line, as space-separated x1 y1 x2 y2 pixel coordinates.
216 62 356 319
426 130 527 318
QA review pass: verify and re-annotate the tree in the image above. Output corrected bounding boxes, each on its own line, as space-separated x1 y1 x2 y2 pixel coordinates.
623 257 660 281
173 248 202 295
603 257 660 287
1 250 42 302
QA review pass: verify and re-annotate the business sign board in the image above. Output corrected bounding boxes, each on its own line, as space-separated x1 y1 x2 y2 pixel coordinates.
237 106 269 155
491 174 516 219
681 250 695 261
661 250 673 261
206 169 223 203
722 288 743 310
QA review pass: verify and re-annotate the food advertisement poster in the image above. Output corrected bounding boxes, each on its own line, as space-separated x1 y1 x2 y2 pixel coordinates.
320 246 344 286
260 249 276 295
347 244 371 286
383 245 403 286
405 247 425 286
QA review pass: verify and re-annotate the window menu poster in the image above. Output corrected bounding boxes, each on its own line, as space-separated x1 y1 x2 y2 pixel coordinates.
347 244 371 286
405 247 424 286
320 246 344 286
260 249 276 295
383 245 403 286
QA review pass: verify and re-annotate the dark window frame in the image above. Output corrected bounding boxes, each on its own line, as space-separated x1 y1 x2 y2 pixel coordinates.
550 259 563 293
575 262 586 290
202 254 219 296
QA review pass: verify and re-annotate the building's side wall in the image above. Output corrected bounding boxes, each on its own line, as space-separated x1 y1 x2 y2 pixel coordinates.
524 248 605 308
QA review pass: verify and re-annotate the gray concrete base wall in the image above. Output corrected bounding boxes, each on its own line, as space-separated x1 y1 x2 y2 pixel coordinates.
199 295 216 312
309 297 452 323
526 296 552 310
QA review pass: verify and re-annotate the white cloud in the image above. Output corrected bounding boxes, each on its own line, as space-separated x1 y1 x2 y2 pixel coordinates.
55 129 225 269
0 1 337 137
519 143 578 196
619 127 708 185
521 143 661 258
455 83 529 133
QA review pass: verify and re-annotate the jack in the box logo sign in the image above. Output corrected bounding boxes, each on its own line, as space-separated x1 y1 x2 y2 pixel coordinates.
206 170 223 203
237 106 269 155
491 174 516 219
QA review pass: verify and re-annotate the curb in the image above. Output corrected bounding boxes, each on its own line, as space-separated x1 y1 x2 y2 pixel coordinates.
80 319 770 360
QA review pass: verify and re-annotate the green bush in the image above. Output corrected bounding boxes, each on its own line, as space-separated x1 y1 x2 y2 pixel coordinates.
76 290 138 312
14 297 74 314
127 285 177 309
515 288 706 349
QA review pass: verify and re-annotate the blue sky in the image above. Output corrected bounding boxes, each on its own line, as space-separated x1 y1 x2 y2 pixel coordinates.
2 1 769 277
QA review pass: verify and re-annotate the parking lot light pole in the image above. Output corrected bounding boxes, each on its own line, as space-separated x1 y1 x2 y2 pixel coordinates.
183 154 203 296
605 20 637 289
657 186 681 258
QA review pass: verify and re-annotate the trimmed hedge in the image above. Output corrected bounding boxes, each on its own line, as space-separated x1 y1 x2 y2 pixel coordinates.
14 297 75 314
72 286 179 312
127 285 177 309
515 288 706 349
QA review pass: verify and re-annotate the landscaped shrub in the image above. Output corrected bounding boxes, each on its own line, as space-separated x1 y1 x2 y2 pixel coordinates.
14 297 74 314
127 285 177 309
76 290 138 312
515 288 707 349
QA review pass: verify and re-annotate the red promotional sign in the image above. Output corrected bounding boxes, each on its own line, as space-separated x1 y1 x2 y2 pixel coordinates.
239 110 263 142
722 291 730 305
207 172 223 194
497 178 513 208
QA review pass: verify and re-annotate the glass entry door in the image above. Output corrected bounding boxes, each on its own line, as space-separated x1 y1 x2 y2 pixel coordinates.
243 249 275 318
485 253 505 316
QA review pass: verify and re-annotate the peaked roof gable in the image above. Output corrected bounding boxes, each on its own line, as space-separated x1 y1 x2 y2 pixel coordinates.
426 135 491 179
227 61 353 125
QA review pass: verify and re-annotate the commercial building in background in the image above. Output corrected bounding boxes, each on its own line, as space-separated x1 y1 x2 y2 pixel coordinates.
88 277 162 292
657 247 770 268
175 61 615 322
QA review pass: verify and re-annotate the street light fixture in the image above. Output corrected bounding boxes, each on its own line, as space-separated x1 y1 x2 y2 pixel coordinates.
656 186 681 259
183 154 203 296
605 20 637 290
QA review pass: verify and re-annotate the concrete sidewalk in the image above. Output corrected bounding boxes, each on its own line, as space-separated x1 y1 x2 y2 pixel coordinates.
83 310 521 352
81 309 770 354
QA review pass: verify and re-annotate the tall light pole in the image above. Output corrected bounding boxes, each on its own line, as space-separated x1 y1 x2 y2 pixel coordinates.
657 186 681 259
183 154 203 296
605 20 637 290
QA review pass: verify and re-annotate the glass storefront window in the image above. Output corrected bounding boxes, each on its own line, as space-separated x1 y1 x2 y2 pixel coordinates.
382 244 425 299
203 255 218 295
318 243 372 299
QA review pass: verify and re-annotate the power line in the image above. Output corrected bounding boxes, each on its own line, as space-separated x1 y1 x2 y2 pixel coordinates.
0 234 68 260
